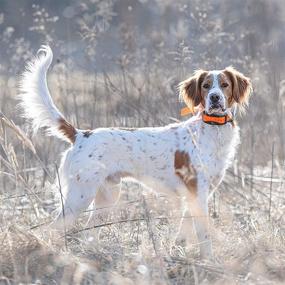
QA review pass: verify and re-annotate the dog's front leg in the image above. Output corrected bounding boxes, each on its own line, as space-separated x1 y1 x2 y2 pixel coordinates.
189 179 213 259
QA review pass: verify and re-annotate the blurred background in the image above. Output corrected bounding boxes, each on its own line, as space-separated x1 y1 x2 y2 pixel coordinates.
0 1 284 284
1 0 285 162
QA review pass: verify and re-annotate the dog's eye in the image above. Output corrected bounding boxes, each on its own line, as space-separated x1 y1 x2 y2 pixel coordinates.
221 83 229 88
203 83 210 89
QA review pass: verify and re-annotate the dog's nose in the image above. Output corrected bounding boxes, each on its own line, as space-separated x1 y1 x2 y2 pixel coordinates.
210 93 220 103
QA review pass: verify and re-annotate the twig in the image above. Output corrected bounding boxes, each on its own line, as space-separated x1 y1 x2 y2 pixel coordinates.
83 195 167 212
2 191 43 201
142 196 170 284
64 214 208 237
250 124 255 194
212 192 218 218
30 221 50 230
142 196 158 254
67 217 145 236
269 142 275 221
55 163 67 250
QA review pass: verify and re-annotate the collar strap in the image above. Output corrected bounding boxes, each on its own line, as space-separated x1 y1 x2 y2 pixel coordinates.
202 111 233 125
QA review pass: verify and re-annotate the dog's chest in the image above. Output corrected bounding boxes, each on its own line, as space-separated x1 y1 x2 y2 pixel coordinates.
189 123 239 178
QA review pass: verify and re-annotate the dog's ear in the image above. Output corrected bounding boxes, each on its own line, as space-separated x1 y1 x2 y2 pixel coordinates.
179 70 208 113
224 66 252 112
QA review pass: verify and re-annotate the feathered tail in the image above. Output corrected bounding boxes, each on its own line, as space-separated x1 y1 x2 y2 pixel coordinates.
19 46 77 144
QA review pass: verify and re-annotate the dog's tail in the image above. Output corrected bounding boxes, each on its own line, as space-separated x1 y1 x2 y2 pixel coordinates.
19 46 77 144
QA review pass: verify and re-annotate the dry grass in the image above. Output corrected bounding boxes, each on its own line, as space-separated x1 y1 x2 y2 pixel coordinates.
0 71 284 284
0 176 284 284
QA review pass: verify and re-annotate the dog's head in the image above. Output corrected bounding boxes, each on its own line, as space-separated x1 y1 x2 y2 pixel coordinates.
179 67 252 114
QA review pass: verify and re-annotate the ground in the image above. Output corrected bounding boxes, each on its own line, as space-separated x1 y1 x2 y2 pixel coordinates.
0 168 284 284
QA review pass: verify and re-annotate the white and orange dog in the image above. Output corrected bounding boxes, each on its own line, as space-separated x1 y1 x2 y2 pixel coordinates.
19 46 252 258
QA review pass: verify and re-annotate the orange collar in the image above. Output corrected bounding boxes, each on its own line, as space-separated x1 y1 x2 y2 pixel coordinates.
202 111 233 125
180 107 234 126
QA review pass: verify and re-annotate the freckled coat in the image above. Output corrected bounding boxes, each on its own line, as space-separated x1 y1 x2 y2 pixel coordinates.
59 115 239 206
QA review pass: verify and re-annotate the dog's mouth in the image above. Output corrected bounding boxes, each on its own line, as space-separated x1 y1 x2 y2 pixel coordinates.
208 104 226 115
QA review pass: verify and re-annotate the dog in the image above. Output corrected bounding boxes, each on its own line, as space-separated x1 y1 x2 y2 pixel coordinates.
19 46 252 259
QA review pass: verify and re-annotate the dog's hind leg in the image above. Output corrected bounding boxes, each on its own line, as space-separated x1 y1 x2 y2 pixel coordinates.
88 182 122 240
